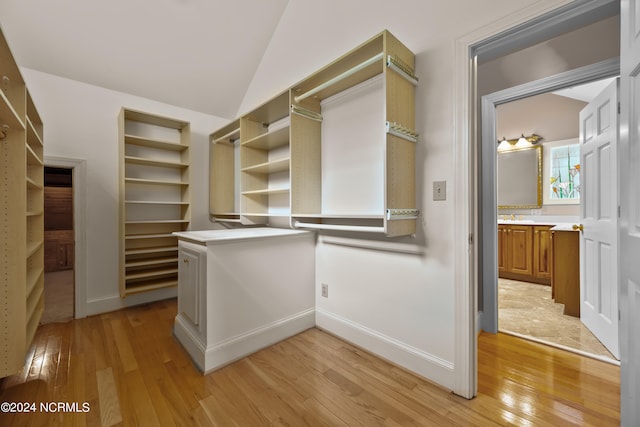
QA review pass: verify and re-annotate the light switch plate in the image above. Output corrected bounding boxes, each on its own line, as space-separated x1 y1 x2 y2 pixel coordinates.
433 181 446 201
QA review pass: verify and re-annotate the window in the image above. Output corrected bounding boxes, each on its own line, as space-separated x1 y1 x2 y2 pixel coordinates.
543 138 580 205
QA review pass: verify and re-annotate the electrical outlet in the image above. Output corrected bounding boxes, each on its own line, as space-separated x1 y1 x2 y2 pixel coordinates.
321 283 328 298
433 180 446 201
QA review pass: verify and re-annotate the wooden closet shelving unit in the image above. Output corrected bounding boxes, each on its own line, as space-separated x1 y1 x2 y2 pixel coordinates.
1 27 45 378
209 30 418 236
118 109 190 296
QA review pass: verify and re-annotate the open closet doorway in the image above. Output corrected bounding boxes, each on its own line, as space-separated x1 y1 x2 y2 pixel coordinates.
494 78 617 362
42 166 74 323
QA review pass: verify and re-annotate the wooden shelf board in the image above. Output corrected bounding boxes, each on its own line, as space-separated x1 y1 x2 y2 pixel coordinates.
242 126 289 150
125 267 178 281
26 267 44 297
124 155 188 169
26 284 44 325
125 220 189 225
26 116 44 146
123 109 188 130
242 91 290 125
124 134 187 151
125 257 178 268
125 200 189 205
26 177 43 189
125 245 178 255
242 188 290 196
125 177 188 186
124 279 177 295
26 210 43 217
242 157 290 174
125 233 176 240
0 90 26 130
211 122 241 144
26 240 43 258
26 303 44 347
26 144 43 166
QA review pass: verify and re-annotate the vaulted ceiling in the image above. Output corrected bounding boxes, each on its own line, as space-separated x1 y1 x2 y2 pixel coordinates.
0 0 289 119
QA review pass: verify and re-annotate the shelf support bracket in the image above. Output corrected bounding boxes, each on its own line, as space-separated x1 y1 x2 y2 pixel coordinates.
386 55 418 86
386 121 418 143
386 209 420 220
290 105 323 122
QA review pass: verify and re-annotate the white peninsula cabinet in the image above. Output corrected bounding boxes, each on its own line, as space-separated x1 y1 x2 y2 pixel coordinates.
172 228 315 373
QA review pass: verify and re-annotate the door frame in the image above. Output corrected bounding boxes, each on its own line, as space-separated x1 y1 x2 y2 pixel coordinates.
452 0 619 398
479 59 620 334
44 156 87 319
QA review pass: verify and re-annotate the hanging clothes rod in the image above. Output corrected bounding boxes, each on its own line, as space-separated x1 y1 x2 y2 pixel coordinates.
294 221 385 233
212 127 240 144
294 52 385 103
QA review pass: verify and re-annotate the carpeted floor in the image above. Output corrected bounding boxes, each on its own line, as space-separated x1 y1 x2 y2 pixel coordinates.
498 278 616 361
41 270 74 324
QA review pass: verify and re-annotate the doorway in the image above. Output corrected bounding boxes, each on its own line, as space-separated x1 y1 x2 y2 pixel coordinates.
494 79 616 361
42 166 74 323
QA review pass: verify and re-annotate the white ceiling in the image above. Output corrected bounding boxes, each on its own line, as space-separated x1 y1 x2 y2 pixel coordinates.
0 0 289 119
552 77 617 102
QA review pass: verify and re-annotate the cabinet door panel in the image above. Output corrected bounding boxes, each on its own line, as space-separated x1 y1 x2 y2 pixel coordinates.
509 226 533 276
178 247 200 326
533 226 552 280
497 225 509 273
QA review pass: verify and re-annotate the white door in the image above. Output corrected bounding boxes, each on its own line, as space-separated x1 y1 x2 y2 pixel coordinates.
619 0 640 424
578 79 619 359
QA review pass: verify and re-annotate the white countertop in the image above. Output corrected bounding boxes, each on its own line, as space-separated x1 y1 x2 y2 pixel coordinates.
173 227 312 244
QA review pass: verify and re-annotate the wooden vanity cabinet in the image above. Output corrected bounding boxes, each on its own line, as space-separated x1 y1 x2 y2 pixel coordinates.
551 230 580 317
498 224 552 285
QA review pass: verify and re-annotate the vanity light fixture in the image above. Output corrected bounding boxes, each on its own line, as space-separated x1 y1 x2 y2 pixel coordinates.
497 133 543 151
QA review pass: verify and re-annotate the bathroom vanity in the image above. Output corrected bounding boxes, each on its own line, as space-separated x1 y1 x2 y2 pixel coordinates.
498 219 581 317
172 227 315 373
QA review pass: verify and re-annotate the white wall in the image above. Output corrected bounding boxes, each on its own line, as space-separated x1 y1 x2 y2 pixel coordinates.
22 68 227 316
238 0 545 389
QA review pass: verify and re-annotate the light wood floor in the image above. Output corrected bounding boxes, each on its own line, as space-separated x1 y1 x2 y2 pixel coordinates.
0 299 620 426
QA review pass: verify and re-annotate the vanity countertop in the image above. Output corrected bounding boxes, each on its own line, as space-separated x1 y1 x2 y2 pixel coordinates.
173 227 312 245
498 216 579 227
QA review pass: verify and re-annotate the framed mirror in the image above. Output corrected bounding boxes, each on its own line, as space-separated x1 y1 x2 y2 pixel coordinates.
497 145 542 208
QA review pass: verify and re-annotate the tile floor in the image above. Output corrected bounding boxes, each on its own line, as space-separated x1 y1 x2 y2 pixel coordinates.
498 278 616 361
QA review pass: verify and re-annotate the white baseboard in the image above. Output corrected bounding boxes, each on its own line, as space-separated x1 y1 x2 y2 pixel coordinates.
316 308 454 390
85 287 178 317
175 308 316 374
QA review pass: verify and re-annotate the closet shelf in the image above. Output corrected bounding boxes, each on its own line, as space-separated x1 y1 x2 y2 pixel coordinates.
125 233 177 240
124 155 188 169
241 158 290 174
125 200 189 206
242 188 289 196
26 210 43 217
0 91 26 131
125 267 178 281
123 278 177 295
241 126 289 150
125 177 188 186
26 240 43 258
125 219 189 225
125 257 178 268
26 144 43 166
125 245 179 256
26 267 44 297
26 177 43 190
124 134 188 151
26 118 44 147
